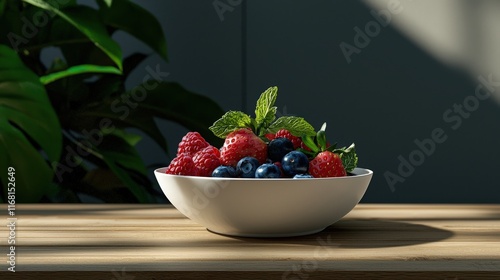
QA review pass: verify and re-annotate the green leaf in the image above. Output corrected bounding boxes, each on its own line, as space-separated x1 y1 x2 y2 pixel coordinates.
268 116 316 137
91 133 151 202
335 143 358 172
316 123 328 151
254 86 278 129
0 44 62 201
21 0 123 70
102 0 113 7
97 0 168 61
78 82 225 150
0 0 6 17
40 64 121 85
73 108 168 156
209 111 252 138
130 82 225 145
301 135 319 153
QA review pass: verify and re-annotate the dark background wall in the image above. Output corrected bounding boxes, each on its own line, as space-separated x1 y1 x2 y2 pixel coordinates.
69 0 500 203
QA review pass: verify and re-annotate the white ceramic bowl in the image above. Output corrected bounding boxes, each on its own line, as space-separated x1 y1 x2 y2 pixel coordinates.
155 167 373 237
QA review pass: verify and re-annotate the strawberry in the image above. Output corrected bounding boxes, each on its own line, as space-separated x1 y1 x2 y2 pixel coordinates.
176 132 209 157
275 129 302 149
300 123 355 177
220 128 268 166
193 148 221 177
165 154 198 176
309 151 346 178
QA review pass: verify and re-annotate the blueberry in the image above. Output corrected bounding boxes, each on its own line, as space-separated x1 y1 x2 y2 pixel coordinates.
212 166 238 177
282 151 309 176
255 163 282 178
236 157 260 178
293 174 314 179
268 138 294 162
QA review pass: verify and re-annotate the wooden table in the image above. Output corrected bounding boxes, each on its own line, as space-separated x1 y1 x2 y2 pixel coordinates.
2 204 499 279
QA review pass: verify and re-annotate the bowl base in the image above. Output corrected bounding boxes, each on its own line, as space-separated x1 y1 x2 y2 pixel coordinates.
207 227 327 238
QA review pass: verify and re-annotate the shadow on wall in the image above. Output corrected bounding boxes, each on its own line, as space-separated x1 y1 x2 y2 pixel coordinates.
245 0 500 203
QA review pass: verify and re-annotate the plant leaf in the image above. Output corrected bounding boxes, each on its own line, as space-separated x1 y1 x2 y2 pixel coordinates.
40 64 121 84
301 135 319 153
267 116 316 137
334 143 358 172
92 133 151 202
97 0 168 61
128 82 225 145
102 0 113 7
75 110 168 155
209 111 252 138
0 44 62 201
254 86 278 129
0 0 6 17
21 0 123 70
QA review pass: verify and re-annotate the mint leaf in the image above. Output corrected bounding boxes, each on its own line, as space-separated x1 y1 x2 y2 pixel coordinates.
268 116 316 137
335 143 358 172
209 111 252 138
254 86 278 129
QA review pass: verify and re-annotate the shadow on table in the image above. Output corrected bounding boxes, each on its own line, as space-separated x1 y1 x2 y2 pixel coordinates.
223 219 454 248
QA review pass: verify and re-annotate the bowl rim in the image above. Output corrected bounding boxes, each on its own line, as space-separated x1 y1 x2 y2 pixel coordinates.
154 167 373 181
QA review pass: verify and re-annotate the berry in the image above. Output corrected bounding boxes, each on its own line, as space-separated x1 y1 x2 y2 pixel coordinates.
193 149 221 177
212 166 238 177
282 151 309 176
274 161 285 177
309 151 346 178
264 133 276 141
220 128 268 167
199 145 220 158
165 154 198 176
255 163 282 178
236 157 260 178
275 129 303 149
267 137 294 162
293 174 314 179
176 132 209 157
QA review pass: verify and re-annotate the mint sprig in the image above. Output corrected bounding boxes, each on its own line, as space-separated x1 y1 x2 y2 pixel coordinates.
299 123 358 172
209 86 316 139
254 86 278 133
334 143 358 172
268 116 316 137
209 111 252 138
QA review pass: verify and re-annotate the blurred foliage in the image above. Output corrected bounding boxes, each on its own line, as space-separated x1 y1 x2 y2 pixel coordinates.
0 0 224 202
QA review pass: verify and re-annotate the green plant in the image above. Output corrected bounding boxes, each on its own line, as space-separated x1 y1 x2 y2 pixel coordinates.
0 0 224 202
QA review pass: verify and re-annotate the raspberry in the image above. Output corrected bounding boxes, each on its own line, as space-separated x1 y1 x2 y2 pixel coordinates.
264 133 276 141
199 145 220 158
165 154 198 176
220 128 268 167
176 132 209 157
193 149 221 177
275 129 303 149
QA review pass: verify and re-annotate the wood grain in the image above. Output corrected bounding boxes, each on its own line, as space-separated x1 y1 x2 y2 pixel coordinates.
1 204 499 279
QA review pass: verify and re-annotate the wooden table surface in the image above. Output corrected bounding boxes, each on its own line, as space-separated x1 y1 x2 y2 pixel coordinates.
2 204 500 279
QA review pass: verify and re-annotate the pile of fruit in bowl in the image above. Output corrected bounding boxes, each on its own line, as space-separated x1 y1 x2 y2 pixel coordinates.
164 86 358 179
154 87 373 237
